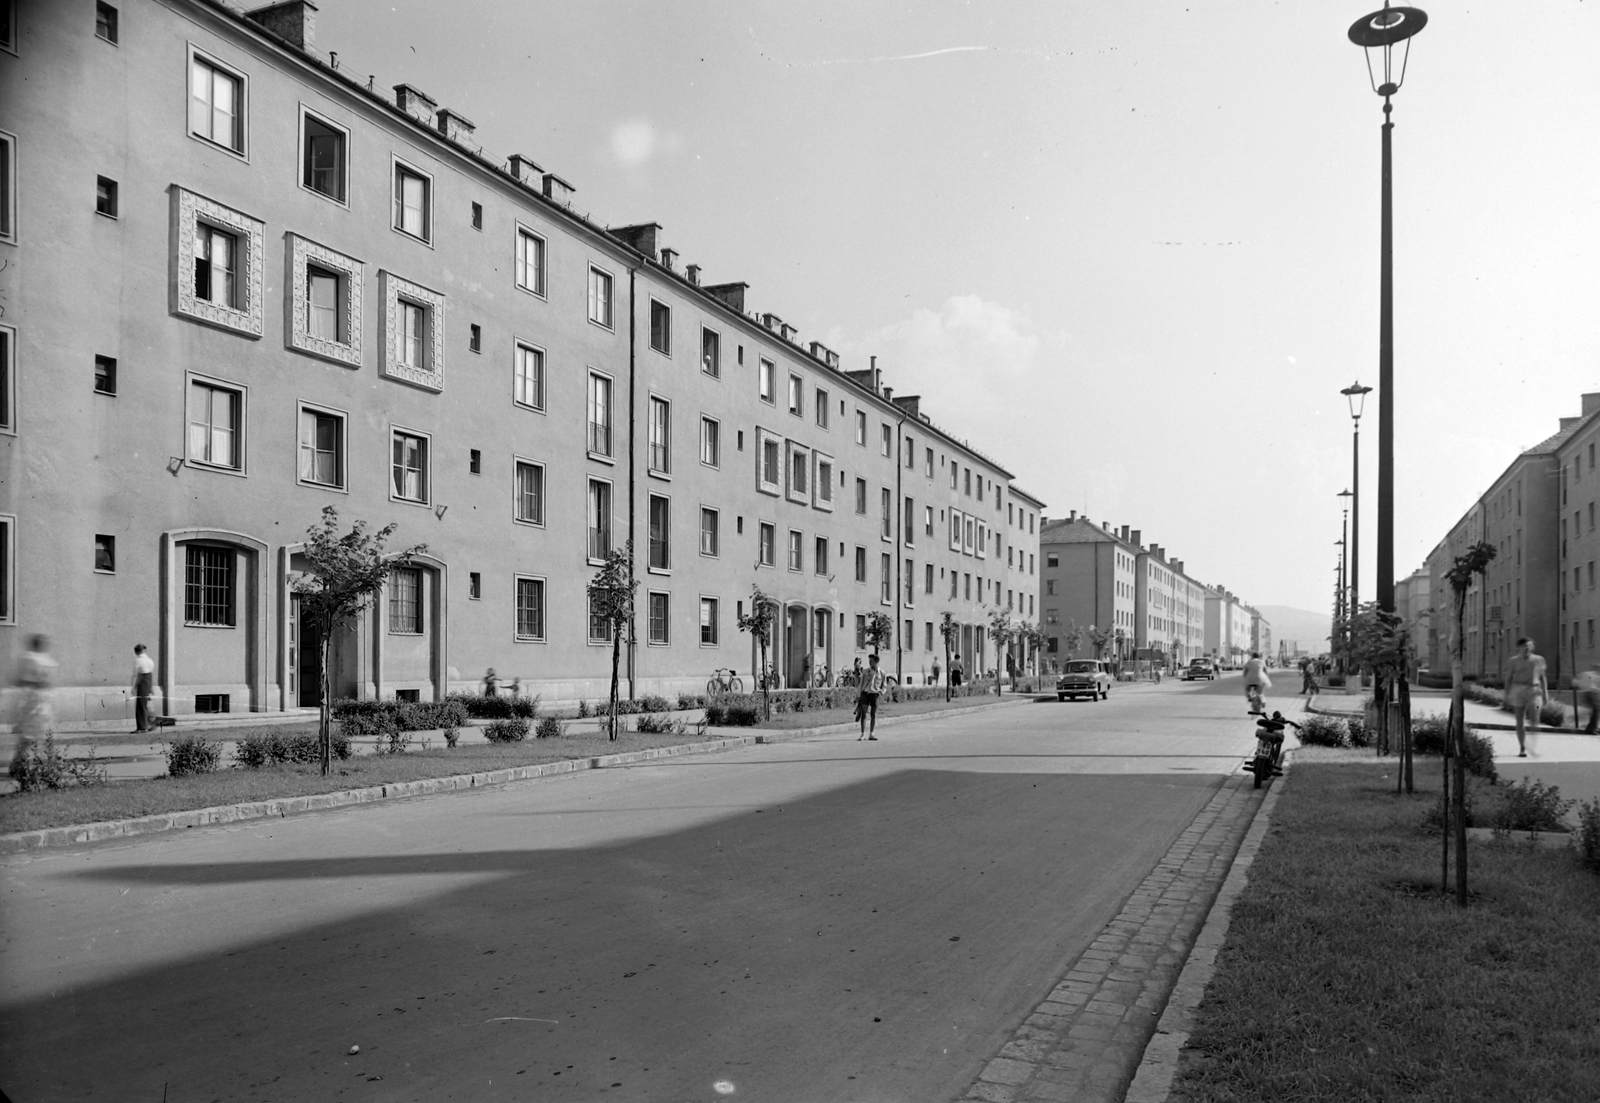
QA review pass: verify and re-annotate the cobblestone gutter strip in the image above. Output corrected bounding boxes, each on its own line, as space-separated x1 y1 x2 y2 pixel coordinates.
957 773 1263 1103
0 697 1034 855
1121 755 1294 1103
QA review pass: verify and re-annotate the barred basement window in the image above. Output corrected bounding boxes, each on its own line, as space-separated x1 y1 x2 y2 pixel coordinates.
648 591 670 644
515 577 545 640
389 567 422 633
184 545 235 626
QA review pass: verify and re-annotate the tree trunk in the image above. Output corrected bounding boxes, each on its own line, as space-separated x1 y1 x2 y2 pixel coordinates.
609 630 622 740
944 639 951 702
1452 604 1469 906
319 627 333 776
759 637 770 720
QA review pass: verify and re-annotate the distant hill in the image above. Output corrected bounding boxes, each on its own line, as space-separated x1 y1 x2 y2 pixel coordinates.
1255 605 1331 654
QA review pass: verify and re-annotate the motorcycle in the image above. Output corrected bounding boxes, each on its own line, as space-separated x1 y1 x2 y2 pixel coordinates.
1247 712 1299 789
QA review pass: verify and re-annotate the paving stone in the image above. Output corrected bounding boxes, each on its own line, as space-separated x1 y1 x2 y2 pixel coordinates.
1023 1079 1077 1102
1000 1037 1052 1062
968 1080 1019 1103
980 1057 1035 1087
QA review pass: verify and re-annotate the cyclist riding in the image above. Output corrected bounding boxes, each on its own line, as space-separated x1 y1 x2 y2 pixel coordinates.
1241 652 1271 715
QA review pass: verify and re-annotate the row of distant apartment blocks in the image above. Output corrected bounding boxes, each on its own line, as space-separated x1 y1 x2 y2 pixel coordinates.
1037 514 1270 665
1420 391 1600 688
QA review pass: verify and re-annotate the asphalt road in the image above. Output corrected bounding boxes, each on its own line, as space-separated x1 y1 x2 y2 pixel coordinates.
0 676 1267 1102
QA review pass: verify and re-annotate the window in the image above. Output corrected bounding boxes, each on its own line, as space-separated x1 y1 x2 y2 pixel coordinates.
96 176 118 218
588 266 614 328
95 534 115 573
94 354 116 396
904 497 915 546
391 429 428 503
881 553 892 603
301 112 347 202
514 460 544 525
925 562 934 594
304 266 344 344
184 545 235 626
194 224 238 309
510 343 544 410
855 410 867 446
700 417 720 467
700 597 719 645
905 436 915 469
925 447 934 478
646 591 671 644
470 325 481 353
0 132 11 242
926 622 934 651
288 235 361 365
855 478 867 514
924 505 934 536
378 271 442 388
515 577 545 640
298 406 344 489
702 327 720 377
700 508 720 557
951 462 958 490
854 546 867 582
399 301 428 372
389 567 423 633
469 572 482 600
471 202 483 230
96 2 118 43
815 537 829 576
470 449 481 474
588 373 613 456
393 162 431 241
881 424 892 457
815 457 834 509
650 299 672 354
881 487 892 540
904 559 915 605
759 358 775 404
788 374 803 416
759 522 776 567
649 495 671 570
758 432 781 495
516 228 546 296
189 52 245 154
1047 553 1059 568
964 468 972 495
648 396 670 474
588 479 613 561
781 529 800 571
856 615 867 650
816 389 829 428
787 443 809 503
1047 580 1056 595
589 591 612 643
187 378 242 470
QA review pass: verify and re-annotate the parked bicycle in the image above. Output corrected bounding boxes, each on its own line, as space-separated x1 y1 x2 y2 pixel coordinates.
706 667 744 696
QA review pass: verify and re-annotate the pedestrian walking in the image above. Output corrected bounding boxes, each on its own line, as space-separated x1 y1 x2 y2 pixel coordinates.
1505 637 1548 757
950 653 964 688
856 653 886 741
1006 651 1017 692
131 643 156 732
1300 658 1318 696
9 635 58 776
484 668 499 697
930 657 941 686
1579 662 1600 735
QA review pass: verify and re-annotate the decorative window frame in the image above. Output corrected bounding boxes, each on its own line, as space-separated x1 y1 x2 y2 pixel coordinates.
949 508 964 553
513 574 547 643
976 522 988 560
171 186 264 338
755 427 782 497
785 441 810 506
379 270 445 392
812 451 834 512
285 233 363 367
296 104 350 207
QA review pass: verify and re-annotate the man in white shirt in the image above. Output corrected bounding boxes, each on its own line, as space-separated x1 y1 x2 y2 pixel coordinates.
857 653 887 741
131 644 157 733
1241 652 1271 715
1505 637 1548 757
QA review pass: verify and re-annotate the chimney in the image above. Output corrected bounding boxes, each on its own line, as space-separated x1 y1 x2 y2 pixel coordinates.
608 222 662 259
1583 392 1600 417
436 109 475 145
506 154 543 186
659 247 678 271
685 264 701 286
780 322 797 343
704 282 749 312
891 394 922 419
871 355 881 392
1120 525 1130 541
1560 416 1583 431
393 84 437 128
1172 559 1184 575
542 173 576 206
246 0 316 50
761 312 783 333
808 340 831 363
1102 522 1110 532
882 386 894 402
1131 530 1142 547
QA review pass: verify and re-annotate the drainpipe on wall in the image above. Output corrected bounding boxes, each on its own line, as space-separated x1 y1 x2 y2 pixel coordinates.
894 398 905 686
627 266 638 701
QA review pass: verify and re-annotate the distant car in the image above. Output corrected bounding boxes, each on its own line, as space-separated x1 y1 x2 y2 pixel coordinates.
1057 659 1112 701
1182 659 1217 681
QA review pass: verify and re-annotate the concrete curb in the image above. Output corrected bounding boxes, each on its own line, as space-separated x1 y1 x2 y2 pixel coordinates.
1121 752 1294 1103
0 695 1034 855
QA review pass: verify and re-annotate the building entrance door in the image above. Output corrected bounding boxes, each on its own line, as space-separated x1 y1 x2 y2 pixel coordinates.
295 599 324 708
785 605 809 688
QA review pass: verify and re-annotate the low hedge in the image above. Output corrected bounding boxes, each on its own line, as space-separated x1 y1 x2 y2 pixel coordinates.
332 697 472 735
445 692 539 720
235 730 353 768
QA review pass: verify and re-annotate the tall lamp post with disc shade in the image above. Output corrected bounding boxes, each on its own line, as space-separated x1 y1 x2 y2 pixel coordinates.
1340 381 1371 622
1347 4 1427 618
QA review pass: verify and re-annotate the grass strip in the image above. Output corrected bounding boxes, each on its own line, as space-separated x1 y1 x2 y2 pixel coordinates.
1170 761 1600 1103
750 691 1022 729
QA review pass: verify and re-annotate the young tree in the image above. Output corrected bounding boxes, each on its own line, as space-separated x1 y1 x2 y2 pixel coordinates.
1061 618 1086 659
586 540 639 741
864 611 894 656
1019 620 1046 680
1443 541 1496 904
939 612 959 702
988 608 1015 694
1088 624 1115 661
1346 601 1414 781
737 586 778 720
290 506 426 775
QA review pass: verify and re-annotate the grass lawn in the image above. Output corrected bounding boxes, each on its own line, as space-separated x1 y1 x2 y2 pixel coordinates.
0 727 731 836
1170 758 1600 1103
751 690 1024 730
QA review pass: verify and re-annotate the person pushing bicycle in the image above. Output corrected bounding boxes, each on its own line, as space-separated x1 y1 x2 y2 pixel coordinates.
1242 652 1271 715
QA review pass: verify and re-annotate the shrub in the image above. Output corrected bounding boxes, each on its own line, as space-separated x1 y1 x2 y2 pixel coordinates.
1538 701 1568 728
1324 674 1347 688
1417 670 1454 689
636 712 685 735
339 697 476 733
577 700 590 718
373 728 413 755
1493 778 1575 836
1575 799 1600 873
1462 731 1498 781
443 726 460 748
1423 777 1478 835
8 736 108 791
1345 713 1371 748
1410 714 1449 756
445 692 537 720
234 730 352 768
638 694 672 713
535 716 564 740
1297 715 1348 748
164 734 221 777
336 704 398 738
677 693 705 710
705 694 762 726
483 717 530 743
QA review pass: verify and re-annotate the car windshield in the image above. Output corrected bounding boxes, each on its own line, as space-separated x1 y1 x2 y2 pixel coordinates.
1190 660 1209 667
1065 661 1097 673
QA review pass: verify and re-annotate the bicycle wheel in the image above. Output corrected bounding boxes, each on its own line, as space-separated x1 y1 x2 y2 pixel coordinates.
729 677 744 693
707 679 720 697
884 676 899 688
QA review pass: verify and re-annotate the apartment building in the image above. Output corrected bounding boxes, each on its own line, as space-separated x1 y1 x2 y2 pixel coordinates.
1037 515 1140 661
1000 485 1045 673
1556 398 1600 679
0 0 1039 721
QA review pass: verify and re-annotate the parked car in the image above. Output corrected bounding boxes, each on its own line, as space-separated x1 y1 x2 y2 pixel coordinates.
1181 659 1217 681
1057 659 1112 701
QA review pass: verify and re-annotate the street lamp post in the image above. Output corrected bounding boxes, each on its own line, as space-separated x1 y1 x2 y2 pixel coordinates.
1348 3 1427 616
1337 487 1353 669
1340 383 1371 621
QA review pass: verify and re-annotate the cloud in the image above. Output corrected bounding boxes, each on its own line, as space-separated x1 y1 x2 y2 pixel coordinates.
855 295 1043 391
611 119 658 168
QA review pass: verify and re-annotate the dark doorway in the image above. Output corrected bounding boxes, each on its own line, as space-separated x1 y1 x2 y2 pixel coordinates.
295 599 324 708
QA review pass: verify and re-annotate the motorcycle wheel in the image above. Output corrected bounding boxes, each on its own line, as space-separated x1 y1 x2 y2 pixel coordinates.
1252 761 1265 789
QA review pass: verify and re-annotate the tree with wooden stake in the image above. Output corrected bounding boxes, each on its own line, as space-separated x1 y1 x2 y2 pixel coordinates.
1088 624 1114 662
1020 620 1047 679
737 586 778 720
939 612 958 702
586 540 638 740
863 611 894 658
988 608 1015 694
1347 601 1414 789
1443 541 1496 905
290 506 426 776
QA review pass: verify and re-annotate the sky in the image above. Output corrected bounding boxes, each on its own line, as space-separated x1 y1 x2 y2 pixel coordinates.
313 0 1600 614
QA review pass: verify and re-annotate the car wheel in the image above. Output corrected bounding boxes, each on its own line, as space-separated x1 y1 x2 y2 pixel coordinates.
1058 694 1066 702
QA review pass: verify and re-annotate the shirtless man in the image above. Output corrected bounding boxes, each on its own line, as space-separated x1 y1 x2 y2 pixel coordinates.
1241 652 1271 715
1505 637 1548 757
